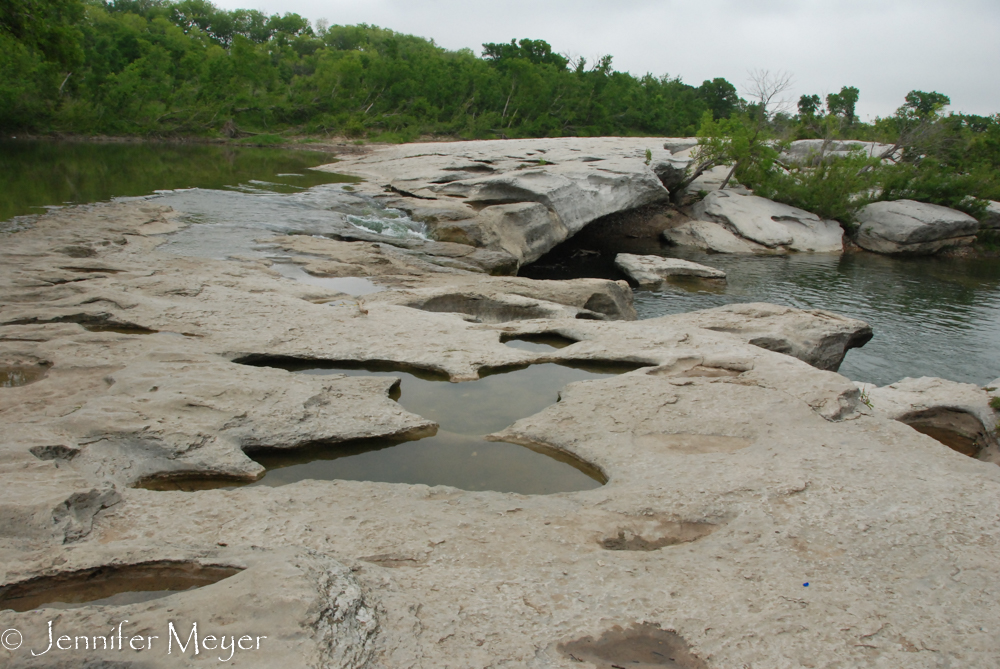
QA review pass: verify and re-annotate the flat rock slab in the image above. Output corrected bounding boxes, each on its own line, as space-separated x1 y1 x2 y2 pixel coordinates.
692 191 844 252
658 302 873 372
614 253 726 287
855 199 980 254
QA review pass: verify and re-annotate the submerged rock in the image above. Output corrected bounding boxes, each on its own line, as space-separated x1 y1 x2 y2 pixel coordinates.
614 253 726 287
692 190 844 253
855 199 979 254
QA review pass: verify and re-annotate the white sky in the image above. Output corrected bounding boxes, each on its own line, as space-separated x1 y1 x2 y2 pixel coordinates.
213 0 1000 120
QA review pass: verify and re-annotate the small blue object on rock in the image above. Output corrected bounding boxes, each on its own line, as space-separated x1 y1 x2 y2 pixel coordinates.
803 583 809 587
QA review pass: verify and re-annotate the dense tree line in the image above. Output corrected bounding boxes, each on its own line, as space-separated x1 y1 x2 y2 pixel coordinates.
1 0 731 138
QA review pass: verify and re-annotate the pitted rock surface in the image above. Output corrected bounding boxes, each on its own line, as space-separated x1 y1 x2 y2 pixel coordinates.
1 191 999 668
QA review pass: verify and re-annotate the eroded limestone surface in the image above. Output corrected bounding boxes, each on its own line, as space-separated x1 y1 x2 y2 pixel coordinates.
324 138 673 266
2 197 1000 668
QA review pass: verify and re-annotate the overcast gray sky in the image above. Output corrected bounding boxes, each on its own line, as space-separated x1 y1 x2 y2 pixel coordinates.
213 0 1000 120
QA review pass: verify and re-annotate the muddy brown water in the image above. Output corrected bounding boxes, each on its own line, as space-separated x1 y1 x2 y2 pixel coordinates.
559 623 709 668
0 364 49 387
0 562 242 612
144 360 640 494
246 360 635 494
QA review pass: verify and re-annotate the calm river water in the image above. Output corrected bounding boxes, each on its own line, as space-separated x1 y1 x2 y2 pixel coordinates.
4 140 999 388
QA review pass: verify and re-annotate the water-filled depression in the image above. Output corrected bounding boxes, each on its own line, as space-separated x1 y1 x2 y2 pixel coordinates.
250 360 635 493
0 562 242 612
149 360 640 494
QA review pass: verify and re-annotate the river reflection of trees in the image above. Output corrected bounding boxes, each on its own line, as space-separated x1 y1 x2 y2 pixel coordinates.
0 140 356 223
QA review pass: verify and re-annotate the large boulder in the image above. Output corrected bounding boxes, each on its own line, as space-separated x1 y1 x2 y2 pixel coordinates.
692 190 844 252
326 138 672 267
779 139 899 166
981 201 1000 230
658 302 873 371
614 253 725 287
855 200 980 254
862 376 1000 463
662 137 699 153
662 219 777 254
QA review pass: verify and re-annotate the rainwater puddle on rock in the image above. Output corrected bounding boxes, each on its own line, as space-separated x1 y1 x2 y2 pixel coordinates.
500 333 578 353
82 324 159 335
271 262 384 296
234 360 638 494
0 562 242 612
899 409 990 458
0 364 49 387
559 623 709 668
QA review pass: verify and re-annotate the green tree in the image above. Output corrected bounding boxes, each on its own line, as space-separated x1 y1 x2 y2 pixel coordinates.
797 93 821 118
696 77 739 119
825 86 859 123
902 90 950 119
482 38 568 69
0 0 85 67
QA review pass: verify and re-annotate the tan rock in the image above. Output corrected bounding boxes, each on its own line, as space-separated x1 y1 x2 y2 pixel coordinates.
2 197 1000 669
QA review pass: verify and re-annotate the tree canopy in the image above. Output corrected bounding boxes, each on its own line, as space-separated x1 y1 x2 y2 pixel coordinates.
0 0 728 139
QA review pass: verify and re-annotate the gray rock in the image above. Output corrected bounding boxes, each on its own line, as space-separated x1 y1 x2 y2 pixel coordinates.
981 201 1000 230
662 219 778 254
328 138 671 266
659 302 873 371
614 253 726 287
779 139 900 166
649 156 690 191
361 275 636 323
0 545 377 669
687 164 751 196
6 196 1000 668
855 199 980 254
693 191 844 252
662 137 700 153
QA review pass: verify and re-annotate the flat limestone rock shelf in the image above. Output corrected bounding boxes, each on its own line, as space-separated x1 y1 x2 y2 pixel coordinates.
2 156 1000 668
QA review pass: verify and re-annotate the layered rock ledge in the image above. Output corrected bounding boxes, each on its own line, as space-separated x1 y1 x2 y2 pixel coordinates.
324 137 673 267
1 173 999 667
